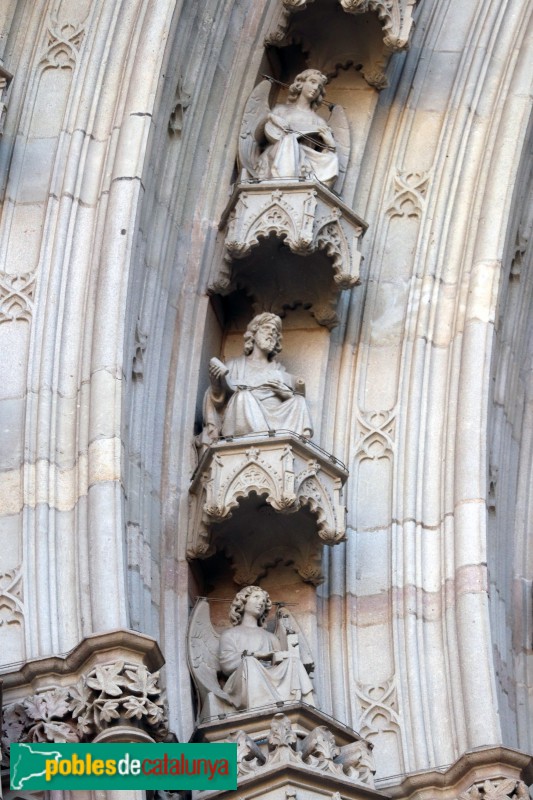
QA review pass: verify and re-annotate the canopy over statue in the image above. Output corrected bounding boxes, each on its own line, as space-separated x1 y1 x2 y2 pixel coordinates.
187 586 315 720
238 70 350 193
201 313 313 445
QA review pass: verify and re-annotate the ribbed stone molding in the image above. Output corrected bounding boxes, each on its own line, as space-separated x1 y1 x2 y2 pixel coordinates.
280 0 418 50
188 433 348 559
1 630 168 773
213 181 367 328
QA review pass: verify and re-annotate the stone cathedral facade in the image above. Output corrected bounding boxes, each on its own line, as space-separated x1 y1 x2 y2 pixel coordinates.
0 0 532 799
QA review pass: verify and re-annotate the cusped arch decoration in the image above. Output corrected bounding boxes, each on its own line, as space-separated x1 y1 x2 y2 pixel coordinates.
188 433 348 559
281 0 418 51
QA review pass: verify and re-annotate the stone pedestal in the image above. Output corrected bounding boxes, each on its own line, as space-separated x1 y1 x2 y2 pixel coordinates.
212 180 367 328
192 703 385 800
188 432 348 564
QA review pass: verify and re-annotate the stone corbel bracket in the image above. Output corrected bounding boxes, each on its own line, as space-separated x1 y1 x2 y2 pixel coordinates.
188 433 348 559
281 0 418 51
0 63 13 135
213 180 367 329
193 703 384 800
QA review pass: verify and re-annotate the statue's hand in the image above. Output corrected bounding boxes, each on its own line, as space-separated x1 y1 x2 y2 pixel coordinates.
318 125 335 148
209 357 234 393
271 651 289 664
263 379 293 400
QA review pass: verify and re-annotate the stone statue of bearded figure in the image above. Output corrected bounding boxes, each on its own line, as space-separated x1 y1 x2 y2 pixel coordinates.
201 313 313 444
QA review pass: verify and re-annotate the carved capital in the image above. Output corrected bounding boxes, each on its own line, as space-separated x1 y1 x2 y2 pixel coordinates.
1 661 168 766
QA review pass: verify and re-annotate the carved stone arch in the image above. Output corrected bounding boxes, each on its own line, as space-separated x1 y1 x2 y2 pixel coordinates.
314 216 355 289
247 201 300 251
223 457 285 514
486 118 533 751
280 0 418 51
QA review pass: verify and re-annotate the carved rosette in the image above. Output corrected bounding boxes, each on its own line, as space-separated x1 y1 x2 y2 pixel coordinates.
188 434 348 559
1 661 169 766
214 181 367 327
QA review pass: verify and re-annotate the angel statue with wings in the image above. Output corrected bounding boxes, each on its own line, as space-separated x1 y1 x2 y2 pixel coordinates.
238 69 350 192
187 586 315 720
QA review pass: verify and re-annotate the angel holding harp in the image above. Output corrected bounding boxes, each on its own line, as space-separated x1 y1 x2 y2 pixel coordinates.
187 586 315 720
238 69 350 192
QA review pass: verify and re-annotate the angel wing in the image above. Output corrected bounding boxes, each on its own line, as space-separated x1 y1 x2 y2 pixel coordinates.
328 104 351 194
237 79 272 179
187 599 229 708
274 607 315 673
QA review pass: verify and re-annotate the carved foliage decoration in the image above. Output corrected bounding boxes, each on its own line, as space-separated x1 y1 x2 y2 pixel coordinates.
457 780 531 800
220 536 324 586
227 713 376 787
1 662 169 766
0 273 35 324
387 171 429 219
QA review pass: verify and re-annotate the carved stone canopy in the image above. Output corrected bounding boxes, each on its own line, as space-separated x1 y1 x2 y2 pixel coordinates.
213 180 367 329
281 0 418 52
188 432 348 561
192 703 384 800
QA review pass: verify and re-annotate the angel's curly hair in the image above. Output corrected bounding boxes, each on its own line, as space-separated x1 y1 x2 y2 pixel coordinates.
243 313 282 360
229 585 272 627
287 69 328 110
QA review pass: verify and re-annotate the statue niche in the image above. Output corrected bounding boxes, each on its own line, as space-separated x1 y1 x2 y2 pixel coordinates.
187 586 315 721
238 69 350 194
200 313 313 447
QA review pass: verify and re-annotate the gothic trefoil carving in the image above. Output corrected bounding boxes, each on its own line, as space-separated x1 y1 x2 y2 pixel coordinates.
387 170 429 219
354 677 401 742
356 410 396 460
0 565 24 629
40 15 85 70
0 273 36 324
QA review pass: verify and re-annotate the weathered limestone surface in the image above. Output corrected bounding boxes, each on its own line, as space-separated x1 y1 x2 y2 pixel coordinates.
0 0 532 799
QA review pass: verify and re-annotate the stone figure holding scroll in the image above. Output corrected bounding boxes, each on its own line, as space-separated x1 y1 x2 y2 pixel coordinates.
201 313 313 443
187 586 315 719
238 70 350 192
